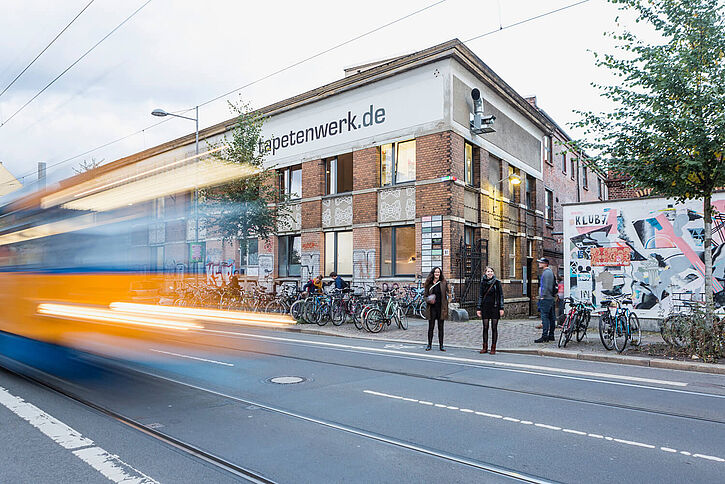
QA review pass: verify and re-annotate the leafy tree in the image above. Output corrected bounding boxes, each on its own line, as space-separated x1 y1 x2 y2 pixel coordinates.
573 0 725 324
203 98 289 258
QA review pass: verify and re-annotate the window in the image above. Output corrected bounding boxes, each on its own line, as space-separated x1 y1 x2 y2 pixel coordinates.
598 177 604 200
527 239 534 258
278 235 301 277
525 175 535 210
464 225 474 247
240 238 258 268
380 225 416 276
570 158 577 180
154 198 165 219
582 165 589 189
279 165 302 199
562 152 567 174
326 153 353 195
508 236 516 279
545 189 554 225
325 231 353 275
543 135 552 165
464 142 474 185
380 140 416 186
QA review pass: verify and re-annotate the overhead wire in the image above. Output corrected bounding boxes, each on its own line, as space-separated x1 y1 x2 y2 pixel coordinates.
0 0 153 129
5 0 593 191
0 0 96 101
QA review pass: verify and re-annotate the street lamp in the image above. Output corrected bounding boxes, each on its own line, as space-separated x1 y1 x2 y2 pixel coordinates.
496 173 522 185
152 106 200 276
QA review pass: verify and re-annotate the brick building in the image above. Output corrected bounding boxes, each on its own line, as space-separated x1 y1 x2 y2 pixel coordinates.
107 39 608 317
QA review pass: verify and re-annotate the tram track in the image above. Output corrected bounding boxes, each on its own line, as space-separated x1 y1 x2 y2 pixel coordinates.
0 352 554 484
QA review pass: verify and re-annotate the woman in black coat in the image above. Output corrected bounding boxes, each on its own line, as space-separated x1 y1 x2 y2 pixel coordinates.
476 266 504 354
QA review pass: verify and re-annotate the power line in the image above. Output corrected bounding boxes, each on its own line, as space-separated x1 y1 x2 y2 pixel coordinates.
0 0 96 101
0 0 152 129
198 0 448 108
464 0 591 43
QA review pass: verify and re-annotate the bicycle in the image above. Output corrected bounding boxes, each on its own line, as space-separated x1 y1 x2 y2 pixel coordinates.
598 294 640 353
558 298 593 348
365 287 407 333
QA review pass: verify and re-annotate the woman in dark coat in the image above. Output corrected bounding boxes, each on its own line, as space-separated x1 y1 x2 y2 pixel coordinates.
424 266 450 351
476 266 504 354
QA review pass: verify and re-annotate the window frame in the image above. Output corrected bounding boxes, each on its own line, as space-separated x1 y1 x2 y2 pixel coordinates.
598 177 604 200
325 153 353 195
380 225 416 277
570 158 576 180
464 142 474 186
279 164 302 200
324 230 353 276
508 236 516 279
543 135 553 165
545 189 554 226
380 140 416 187
561 152 567 175
525 175 534 210
582 165 589 190
277 234 301 277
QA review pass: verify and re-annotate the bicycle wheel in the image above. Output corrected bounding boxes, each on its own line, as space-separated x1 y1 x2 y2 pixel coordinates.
290 300 305 321
331 299 345 326
629 312 641 347
599 314 614 350
558 315 572 348
365 308 385 333
416 300 426 319
316 301 330 326
576 311 589 342
395 306 408 330
265 300 282 313
613 314 628 353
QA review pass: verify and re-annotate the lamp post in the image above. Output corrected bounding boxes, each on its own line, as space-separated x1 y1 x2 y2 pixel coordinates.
152 106 200 276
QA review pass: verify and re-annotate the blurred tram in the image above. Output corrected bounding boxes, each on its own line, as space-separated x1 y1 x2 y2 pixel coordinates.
0 148 271 357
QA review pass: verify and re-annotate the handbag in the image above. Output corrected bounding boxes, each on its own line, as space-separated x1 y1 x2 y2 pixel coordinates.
426 281 440 304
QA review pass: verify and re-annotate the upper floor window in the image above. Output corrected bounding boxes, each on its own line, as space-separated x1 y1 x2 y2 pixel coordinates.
543 135 553 165
545 189 554 225
381 140 416 186
279 164 302 200
464 142 474 186
598 177 605 200
582 165 589 189
570 158 576 180
326 153 353 195
561 152 567 174
525 175 535 210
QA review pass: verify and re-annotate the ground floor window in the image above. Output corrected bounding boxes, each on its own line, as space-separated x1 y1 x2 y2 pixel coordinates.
239 238 258 274
508 236 516 279
325 231 353 276
381 225 416 276
278 235 301 277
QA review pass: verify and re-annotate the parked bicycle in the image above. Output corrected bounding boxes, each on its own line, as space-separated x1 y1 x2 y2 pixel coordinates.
558 297 593 348
597 294 641 353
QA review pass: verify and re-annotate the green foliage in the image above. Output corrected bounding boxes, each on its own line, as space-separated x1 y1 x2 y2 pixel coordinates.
572 0 725 201
202 97 289 251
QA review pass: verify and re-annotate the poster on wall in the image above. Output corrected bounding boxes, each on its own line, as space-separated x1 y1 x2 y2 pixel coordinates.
189 242 205 263
591 247 631 267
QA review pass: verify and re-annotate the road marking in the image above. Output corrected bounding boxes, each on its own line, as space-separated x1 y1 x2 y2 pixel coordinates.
199 329 691 388
363 389 725 465
149 349 234 367
0 385 157 483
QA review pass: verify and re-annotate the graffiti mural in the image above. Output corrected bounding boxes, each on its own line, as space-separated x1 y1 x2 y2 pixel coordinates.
564 196 725 318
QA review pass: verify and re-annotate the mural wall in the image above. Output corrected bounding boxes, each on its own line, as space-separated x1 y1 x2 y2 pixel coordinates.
563 195 725 318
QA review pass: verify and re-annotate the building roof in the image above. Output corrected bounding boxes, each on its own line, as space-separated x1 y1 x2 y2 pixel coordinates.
5 39 556 211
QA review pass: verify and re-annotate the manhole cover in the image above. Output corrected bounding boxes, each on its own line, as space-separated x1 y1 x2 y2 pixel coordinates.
268 376 305 384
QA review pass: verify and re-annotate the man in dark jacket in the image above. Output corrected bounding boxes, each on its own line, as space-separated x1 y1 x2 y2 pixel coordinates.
535 258 557 343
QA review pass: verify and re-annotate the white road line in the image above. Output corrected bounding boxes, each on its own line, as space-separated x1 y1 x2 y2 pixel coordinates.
0 385 157 483
149 349 234 367
363 389 725 465
199 328 692 389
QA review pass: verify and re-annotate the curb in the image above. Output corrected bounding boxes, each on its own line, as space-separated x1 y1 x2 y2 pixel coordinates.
283 324 725 376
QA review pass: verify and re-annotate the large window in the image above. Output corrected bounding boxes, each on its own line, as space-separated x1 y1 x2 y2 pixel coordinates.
278 235 301 277
464 142 474 186
240 238 258 271
545 189 554 225
279 165 302 199
380 225 416 276
380 140 416 186
326 153 353 195
543 135 552 165
325 231 353 275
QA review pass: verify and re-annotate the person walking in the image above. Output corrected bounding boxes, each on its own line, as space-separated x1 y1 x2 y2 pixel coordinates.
424 267 450 351
476 266 504 354
535 258 557 343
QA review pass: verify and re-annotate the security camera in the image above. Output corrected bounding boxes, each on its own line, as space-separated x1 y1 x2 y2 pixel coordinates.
470 88 496 134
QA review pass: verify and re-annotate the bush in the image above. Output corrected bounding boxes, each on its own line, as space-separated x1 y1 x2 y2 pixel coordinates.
661 307 724 363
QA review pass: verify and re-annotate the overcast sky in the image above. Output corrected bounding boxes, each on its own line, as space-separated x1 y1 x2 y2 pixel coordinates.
0 0 643 200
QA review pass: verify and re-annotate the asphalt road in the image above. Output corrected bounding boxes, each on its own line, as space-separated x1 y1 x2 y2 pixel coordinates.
1 324 724 483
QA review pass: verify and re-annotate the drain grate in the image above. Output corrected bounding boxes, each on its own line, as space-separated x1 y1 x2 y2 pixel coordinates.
268 376 305 384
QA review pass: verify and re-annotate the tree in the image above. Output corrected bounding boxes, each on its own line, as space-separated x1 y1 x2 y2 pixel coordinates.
73 157 104 174
573 0 725 325
203 98 289 259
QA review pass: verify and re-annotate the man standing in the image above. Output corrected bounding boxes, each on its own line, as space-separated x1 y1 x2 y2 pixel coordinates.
535 258 556 343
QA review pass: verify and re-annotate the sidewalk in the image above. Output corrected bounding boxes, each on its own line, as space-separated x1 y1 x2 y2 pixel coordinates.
292 317 725 375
